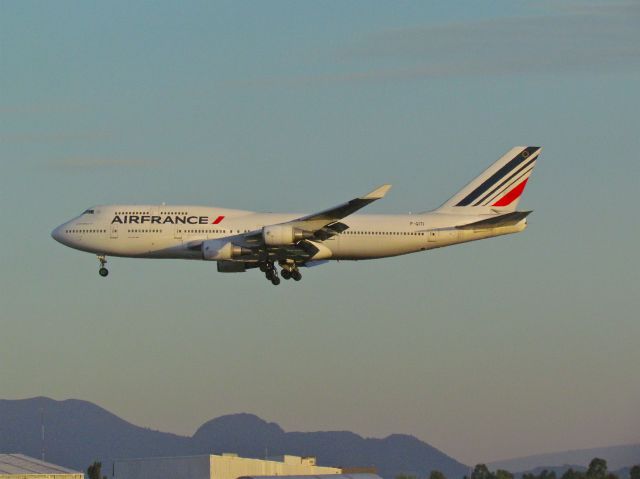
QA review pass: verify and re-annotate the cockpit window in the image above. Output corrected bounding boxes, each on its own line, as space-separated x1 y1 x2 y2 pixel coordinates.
83 209 95 214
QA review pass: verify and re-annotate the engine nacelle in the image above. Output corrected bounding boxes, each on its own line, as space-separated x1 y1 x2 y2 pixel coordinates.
202 239 251 260
262 224 313 246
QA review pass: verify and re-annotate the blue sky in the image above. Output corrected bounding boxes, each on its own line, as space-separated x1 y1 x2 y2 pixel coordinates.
1 0 639 465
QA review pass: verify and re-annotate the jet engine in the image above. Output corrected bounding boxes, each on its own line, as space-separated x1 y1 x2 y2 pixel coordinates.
202 239 251 260
262 224 313 246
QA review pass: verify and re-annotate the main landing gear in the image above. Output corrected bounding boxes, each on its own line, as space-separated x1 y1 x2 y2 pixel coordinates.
97 255 109 277
259 261 280 286
258 261 302 286
279 261 302 282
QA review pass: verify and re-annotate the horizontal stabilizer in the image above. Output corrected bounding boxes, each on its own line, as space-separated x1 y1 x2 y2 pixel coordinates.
456 211 532 230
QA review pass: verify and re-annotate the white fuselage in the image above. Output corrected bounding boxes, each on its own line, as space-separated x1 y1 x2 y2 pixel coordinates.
51 204 527 262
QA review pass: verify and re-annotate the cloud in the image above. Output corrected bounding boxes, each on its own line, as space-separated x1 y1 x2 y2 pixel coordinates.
545 1 640 15
238 2 640 87
1 131 111 144
0 103 86 115
52 158 151 170
339 4 640 79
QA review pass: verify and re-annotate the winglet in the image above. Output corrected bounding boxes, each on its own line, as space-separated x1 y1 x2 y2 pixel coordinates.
363 184 392 200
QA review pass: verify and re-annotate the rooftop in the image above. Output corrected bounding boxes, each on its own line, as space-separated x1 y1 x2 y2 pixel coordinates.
0 454 81 475
239 474 382 479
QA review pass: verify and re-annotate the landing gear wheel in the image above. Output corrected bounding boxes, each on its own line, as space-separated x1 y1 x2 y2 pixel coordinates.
291 270 302 281
281 270 292 280
262 260 280 284
97 255 108 277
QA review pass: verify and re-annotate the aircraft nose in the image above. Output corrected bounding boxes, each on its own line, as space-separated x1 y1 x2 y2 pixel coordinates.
51 225 65 243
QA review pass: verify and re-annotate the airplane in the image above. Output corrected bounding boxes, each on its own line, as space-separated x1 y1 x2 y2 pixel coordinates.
51 146 541 285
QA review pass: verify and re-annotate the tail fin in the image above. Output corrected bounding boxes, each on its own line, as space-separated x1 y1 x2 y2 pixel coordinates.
437 146 541 214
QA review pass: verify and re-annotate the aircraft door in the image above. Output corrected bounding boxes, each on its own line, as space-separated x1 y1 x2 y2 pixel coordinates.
110 225 118 239
174 226 182 240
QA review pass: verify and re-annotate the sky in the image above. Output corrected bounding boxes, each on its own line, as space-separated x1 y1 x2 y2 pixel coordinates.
1 0 639 466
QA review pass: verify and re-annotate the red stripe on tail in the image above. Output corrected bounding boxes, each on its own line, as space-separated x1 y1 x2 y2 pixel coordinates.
212 215 225 224
492 178 529 207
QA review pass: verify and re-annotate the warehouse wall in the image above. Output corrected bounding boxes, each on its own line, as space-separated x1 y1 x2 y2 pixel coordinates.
115 455 211 479
115 454 341 479
211 455 341 479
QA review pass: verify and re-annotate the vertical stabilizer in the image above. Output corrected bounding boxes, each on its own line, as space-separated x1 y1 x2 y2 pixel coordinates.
437 146 541 214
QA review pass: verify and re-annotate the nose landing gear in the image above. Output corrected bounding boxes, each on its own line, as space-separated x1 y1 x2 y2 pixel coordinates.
98 255 109 277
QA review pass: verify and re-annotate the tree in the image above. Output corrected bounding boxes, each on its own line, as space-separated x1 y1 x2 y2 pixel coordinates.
87 461 106 479
471 464 495 479
540 470 558 479
587 458 608 479
630 465 640 479
522 471 556 479
562 468 585 479
495 469 514 479
429 470 447 479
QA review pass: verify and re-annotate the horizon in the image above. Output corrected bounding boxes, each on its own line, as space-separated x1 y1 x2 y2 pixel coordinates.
2 395 638 467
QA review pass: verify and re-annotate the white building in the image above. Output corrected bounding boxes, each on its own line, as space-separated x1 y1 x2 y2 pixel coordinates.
114 454 342 479
0 454 83 479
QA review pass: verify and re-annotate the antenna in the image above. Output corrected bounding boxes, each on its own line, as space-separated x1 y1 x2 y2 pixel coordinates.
40 405 45 461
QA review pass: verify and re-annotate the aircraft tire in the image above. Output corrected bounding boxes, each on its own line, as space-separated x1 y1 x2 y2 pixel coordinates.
99 267 109 277
271 276 281 286
292 271 302 281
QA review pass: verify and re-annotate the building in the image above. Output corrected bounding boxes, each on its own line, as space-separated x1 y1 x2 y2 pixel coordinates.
0 454 83 479
114 453 343 479
242 475 382 479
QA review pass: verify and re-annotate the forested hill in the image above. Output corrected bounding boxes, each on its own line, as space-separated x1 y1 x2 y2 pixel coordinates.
0 397 467 479
489 445 640 473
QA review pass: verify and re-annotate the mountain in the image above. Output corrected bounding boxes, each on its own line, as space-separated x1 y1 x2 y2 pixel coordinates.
193 416 466 479
0 397 468 479
0 397 191 470
489 444 640 473
511 465 634 479
514 465 586 478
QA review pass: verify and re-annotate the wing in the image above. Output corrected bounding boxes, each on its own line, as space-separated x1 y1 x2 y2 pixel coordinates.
286 183 392 232
244 183 391 243
207 184 391 264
